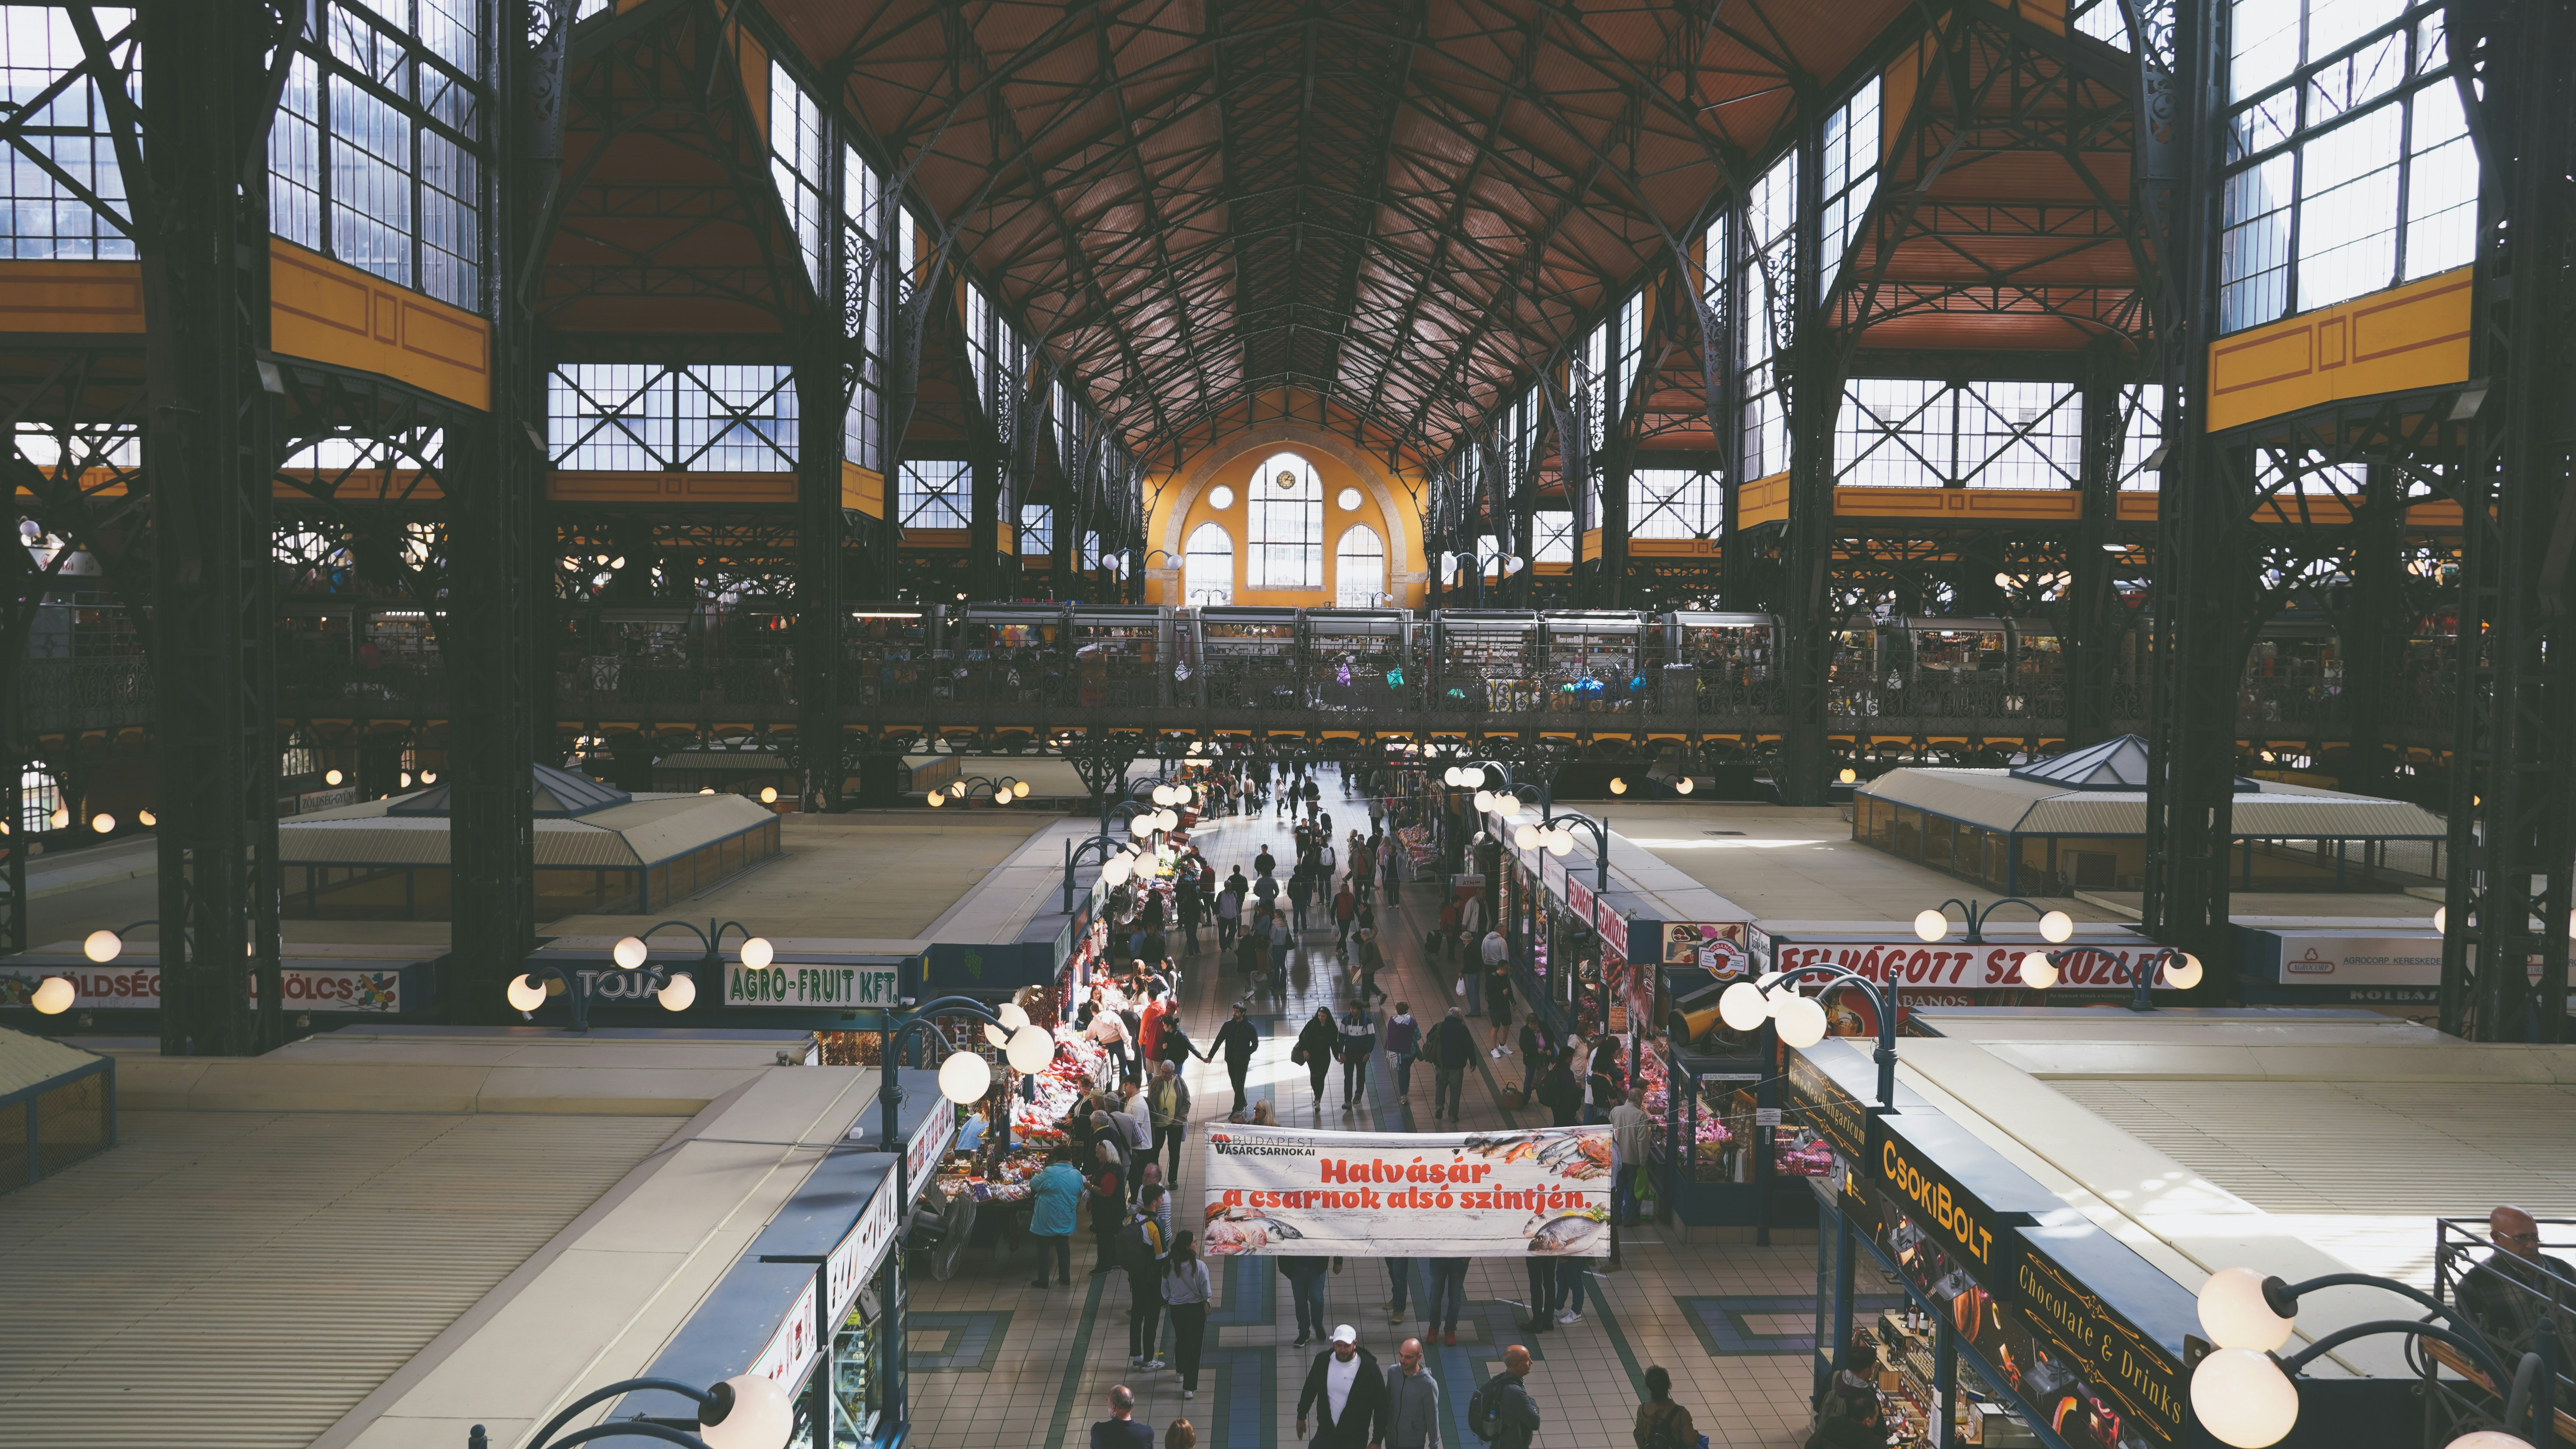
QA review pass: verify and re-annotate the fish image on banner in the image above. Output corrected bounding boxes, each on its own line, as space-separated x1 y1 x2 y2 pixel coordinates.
1200 1124 1614 1258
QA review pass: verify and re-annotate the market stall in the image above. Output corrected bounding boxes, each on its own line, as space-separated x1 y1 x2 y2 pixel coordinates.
1430 609 1540 713
1303 607 1413 712
1660 610 1777 713
1537 610 1649 713
1785 1040 2200 1449
952 603 1065 706
1068 604 1173 709
1185 605 1301 710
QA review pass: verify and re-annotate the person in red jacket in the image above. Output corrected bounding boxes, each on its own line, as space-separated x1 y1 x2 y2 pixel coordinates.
1333 883 1358 949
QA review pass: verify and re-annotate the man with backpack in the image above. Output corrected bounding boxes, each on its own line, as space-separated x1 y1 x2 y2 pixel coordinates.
1467 1344 1540 1449
1123 1185 1170 1369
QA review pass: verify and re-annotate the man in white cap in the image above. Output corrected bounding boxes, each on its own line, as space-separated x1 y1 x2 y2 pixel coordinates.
1296 1323 1385 1449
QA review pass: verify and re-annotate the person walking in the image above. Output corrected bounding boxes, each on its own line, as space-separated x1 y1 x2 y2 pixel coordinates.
1353 926 1387 1004
1422 1257 1470 1346
1294 1007 1340 1119
1584 1034 1624 1126
1091 1385 1154 1449
1124 1185 1171 1369
1522 1257 1557 1334
1384 1337 1443 1449
1382 1257 1413 1325
1162 1231 1212 1399
1289 863 1316 934
1537 1052 1583 1128
1477 928 1511 1014
1382 832 1403 904
1517 1018 1551 1100
1333 881 1358 950
1216 873 1244 950
1337 1003 1376 1112
1027 1147 1084 1288
1208 1003 1259 1116
1428 1007 1476 1122
1382 1002 1421 1098
1469 1345 1540 1449
1633 1366 1696 1449
1146 1059 1191 1182
1088 1141 1128 1276
1255 843 1277 879
1610 1089 1652 1228
1486 968 1515 1058
1176 882 1204 956
1435 896 1461 965
1280 1255 1332 1348
1296 1324 1386 1449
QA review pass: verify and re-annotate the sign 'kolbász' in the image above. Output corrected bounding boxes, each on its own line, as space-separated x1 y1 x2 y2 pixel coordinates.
1200 1124 1613 1258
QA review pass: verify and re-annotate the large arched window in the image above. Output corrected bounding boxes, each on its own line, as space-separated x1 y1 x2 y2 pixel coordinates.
1184 522 1234 606
1247 452 1321 588
1334 524 1385 607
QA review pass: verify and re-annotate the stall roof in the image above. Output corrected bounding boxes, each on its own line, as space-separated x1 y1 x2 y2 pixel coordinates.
0 1025 103 1097
281 791 775 869
1860 767 2446 839
1880 1009 2576 1378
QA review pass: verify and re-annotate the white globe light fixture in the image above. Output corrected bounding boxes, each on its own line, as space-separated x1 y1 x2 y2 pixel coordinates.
90 812 115 834
613 936 650 970
1014 779 1032 799
740 936 775 970
1100 855 1133 887
1609 776 1628 795
998 1000 1030 1033
926 789 945 808
325 769 344 786
1914 909 1950 943
938 1049 993 1104
1443 767 1464 787
2445 1434 2538 1449
1473 789 1495 813
1774 992 1830 1049
2433 906 2446 933
2019 952 2058 989
2164 952 2205 990
31 976 76 1015
759 786 780 804
984 1022 1012 1049
82 929 122 963
2039 909 2075 944
2197 1267 2297 1351
2190 1348 2301 1449
1718 981 1771 1033
1674 776 1694 795
1127 815 1151 837
1514 823 1540 850
1007 1024 1056 1074
657 973 696 1011
1546 830 1572 858
1151 784 1175 806
700 1373 795 1449
507 974 547 1013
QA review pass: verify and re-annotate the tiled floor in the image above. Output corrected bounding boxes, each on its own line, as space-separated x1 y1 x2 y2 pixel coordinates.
908 776 1837 1449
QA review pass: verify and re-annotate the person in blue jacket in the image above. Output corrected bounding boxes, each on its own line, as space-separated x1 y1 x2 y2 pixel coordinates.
1027 1146 1085 1288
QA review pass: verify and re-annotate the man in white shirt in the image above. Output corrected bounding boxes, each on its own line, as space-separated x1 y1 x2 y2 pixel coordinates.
1297 1324 1385 1449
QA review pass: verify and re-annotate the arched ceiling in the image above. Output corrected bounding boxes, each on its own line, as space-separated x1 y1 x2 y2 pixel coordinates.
761 0 1914 466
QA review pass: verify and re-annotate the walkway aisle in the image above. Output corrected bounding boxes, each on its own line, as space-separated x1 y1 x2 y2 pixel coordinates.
906 774 1826 1449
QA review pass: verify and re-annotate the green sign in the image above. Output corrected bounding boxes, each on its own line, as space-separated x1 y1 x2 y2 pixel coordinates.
726 963 899 1009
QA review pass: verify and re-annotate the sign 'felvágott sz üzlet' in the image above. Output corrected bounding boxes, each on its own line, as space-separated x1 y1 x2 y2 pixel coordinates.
1200 1124 1613 1258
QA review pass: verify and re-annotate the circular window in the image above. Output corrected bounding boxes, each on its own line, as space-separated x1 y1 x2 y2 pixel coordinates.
1208 485 1236 509
1336 487 1363 511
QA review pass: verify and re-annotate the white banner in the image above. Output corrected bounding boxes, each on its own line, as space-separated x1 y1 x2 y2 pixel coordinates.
1202 1124 1612 1258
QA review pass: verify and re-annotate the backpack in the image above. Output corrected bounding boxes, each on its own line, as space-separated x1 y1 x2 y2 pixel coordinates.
1119 1215 1161 1274
1466 1372 1508 1443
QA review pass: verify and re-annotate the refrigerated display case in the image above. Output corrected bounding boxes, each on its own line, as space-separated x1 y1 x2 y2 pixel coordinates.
1188 605 1302 710
1304 608 1413 712
829 1273 892 1448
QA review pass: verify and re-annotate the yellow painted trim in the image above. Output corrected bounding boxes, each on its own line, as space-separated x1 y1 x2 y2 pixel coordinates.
2206 266 2473 432
1738 470 1791 527
268 239 492 411
841 461 885 518
1629 536 1719 558
1834 486 2082 521
0 260 145 332
547 470 797 504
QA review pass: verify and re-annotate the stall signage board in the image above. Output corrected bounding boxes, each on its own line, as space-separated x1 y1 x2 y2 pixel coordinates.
826 1174 904 1326
1783 1049 1869 1164
1594 904 1628 961
726 963 901 1009
2011 1237 2188 1449
2 964 405 1014
1542 853 1567 902
1566 878 1595 924
1747 924 1775 973
1660 922 1748 976
905 1095 958 1204
1867 1113 2023 1292
2240 928 2447 985
748 1273 820 1394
